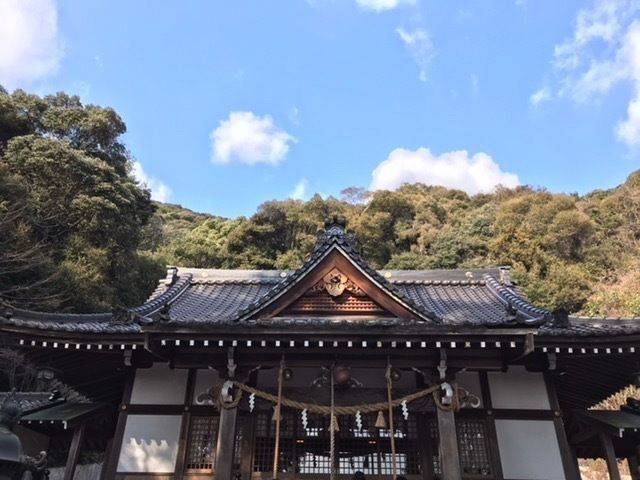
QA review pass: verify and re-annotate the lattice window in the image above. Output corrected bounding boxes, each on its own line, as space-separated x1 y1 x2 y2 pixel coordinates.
253 413 274 473
458 420 492 477
252 411 421 476
339 413 421 476
186 416 219 471
429 418 493 478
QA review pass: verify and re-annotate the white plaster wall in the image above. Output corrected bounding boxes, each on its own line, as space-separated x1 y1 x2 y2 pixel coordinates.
116 414 182 473
488 366 550 410
455 371 483 408
495 419 565 480
130 363 188 405
193 368 220 405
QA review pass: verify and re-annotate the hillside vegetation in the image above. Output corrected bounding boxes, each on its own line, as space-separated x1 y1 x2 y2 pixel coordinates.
153 177 640 316
2 87 640 316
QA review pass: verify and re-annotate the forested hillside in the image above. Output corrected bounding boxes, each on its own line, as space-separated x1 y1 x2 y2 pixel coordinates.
152 176 640 316
2 87 640 316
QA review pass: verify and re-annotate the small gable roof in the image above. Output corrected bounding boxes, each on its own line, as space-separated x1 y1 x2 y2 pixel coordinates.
229 220 441 323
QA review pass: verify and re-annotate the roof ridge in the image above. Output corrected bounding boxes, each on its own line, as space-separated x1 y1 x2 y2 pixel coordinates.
192 279 282 285
483 274 550 320
132 273 193 317
569 315 640 322
391 279 486 286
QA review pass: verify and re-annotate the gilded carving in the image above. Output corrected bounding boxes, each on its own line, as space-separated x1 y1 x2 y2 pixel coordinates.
311 268 365 297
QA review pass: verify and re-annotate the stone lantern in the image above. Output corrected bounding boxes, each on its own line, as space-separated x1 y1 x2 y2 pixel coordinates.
0 394 24 480
0 394 48 480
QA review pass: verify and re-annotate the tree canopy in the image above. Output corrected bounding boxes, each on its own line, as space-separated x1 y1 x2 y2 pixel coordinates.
0 88 162 312
3 87 640 316
158 178 640 315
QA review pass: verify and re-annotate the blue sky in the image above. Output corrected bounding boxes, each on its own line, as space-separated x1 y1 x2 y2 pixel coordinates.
2 0 640 217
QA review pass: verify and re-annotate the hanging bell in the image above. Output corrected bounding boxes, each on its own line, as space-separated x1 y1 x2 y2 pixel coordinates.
330 414 340 432
375 411 387 428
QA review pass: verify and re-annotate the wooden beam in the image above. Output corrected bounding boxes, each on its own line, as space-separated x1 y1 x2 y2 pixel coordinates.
436 406 461 480
213 406 238 480
599 432 621 480
63 422 86 480
171 351 509 370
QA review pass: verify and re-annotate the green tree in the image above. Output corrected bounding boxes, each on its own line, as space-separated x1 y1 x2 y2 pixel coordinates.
0 88 162 311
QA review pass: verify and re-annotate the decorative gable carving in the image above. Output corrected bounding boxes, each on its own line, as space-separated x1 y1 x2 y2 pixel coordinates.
310 268 365 297
283 268 391 316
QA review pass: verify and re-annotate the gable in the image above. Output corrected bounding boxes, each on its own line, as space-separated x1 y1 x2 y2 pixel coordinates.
282 268 392 316
247 246 430 321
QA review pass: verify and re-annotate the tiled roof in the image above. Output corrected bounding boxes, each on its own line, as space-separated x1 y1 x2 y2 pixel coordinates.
1 222 640 339
0 271 192 334
0 392 58 413
540 317 640 337
168 282 275 324
159 272 537 327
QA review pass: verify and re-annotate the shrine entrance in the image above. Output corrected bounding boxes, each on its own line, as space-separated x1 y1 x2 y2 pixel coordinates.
177 361 499 480
247 411 496 479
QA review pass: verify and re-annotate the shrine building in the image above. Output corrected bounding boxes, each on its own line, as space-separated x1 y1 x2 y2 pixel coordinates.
2 221 640 480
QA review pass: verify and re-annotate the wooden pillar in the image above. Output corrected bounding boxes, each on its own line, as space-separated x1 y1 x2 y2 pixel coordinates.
239 416 255 480
101 370 135 480
215 348 239 480
436 406 461 480
599 432 621 480
63 422 86 480
213 406 238 480
100 439 113 480
175 369 196 480
544 373 581 480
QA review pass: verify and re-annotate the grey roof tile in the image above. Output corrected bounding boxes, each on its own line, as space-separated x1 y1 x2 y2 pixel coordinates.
2 223 640 339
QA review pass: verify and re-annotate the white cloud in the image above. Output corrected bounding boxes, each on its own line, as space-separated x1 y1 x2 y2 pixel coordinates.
547 0 640 146
0 0 63 89
289 178 309 200
396 27 434 82
370 147 520 194
211 111 296 165
617 89 640 144
289 106 300 126
529 86 551 106
470 73 479 95
132 162 172 203
355 0 415 12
